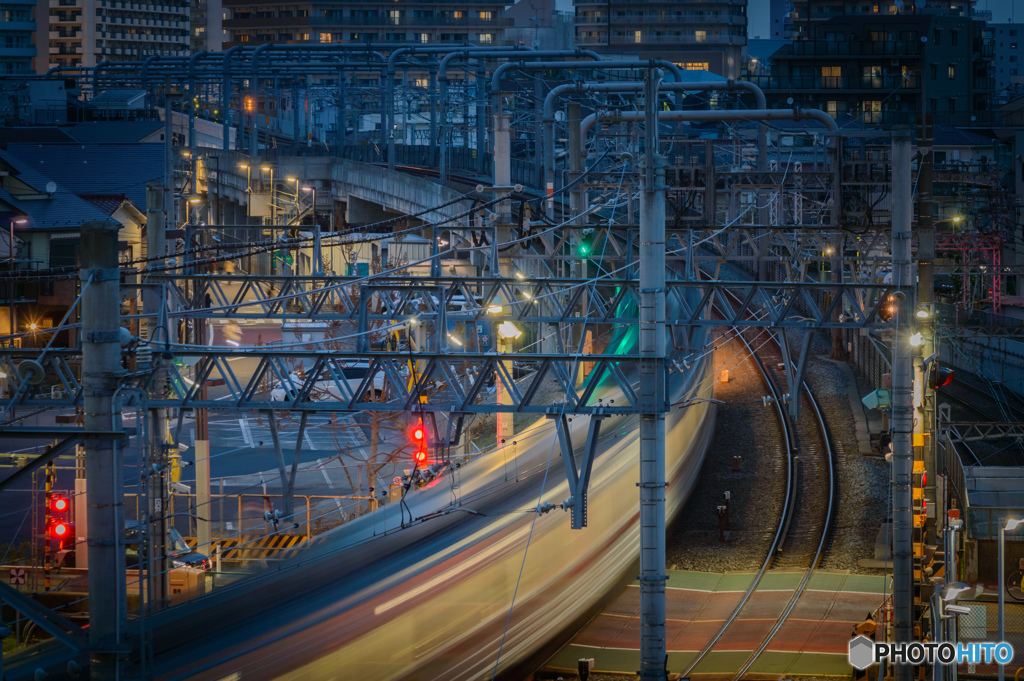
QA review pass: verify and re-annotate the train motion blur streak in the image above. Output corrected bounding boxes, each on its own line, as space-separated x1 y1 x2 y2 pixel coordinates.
152 295 713 681
7 295 715 681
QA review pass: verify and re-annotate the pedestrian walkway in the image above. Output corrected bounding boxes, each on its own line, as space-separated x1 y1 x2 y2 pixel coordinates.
545 569 887 678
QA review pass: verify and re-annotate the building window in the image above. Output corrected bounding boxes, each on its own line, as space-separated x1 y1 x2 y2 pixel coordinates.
949 99 956 113
695 30 706 42
948 64 955 79
930 64 937 79
419 32 429 43
452 10 463 18
951 30 958 46
300 32 309 41
933 29 940 45
634 30 641 43
389 10 400 24
414 78 428 87
239 34 249 42
478 10 491 19
826 100 838 117
674 61 709 70
861 100 881 123
319 32 331 42
478 32 492 43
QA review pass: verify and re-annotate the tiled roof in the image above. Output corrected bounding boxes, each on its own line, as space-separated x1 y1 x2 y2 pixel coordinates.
0 127 77 144
80 193 130 216
66 121 164 144
0 149 112 230
5 143 163 208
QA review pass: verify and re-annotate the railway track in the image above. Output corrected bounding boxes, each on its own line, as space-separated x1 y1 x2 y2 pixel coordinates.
682 313 837 679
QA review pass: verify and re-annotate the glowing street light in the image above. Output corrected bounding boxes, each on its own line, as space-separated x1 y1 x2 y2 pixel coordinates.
497 321 523 340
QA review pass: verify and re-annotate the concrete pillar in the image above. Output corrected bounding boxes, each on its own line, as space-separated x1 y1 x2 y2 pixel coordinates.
81 221 127 681
891 130 916 681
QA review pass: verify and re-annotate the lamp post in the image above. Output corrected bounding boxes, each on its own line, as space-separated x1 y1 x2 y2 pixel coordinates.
999 517 1023 681
238 162 251 223
261 164 275 224
495 318 521 444
302 185 321 275
7 217 27 338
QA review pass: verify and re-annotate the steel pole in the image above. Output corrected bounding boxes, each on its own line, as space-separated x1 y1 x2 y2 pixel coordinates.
81 220 127 681
638 69 667 681
143 183 169 606
999 519 1006 681
891 130 915 681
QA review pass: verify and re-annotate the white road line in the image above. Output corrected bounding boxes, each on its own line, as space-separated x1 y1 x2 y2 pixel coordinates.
304 429 317 451
240 418 255 448
316 458 334 489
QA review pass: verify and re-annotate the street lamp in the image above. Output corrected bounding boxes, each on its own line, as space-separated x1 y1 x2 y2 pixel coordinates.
238 163 252 222
496 320 522 443
301 186 321 275
999 517 1024 681
7 217 27 336
260 165 275 223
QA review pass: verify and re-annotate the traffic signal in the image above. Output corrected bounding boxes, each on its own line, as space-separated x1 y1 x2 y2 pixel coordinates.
929 366 955 390
47 492 72 547
879 294 898 323
50 493 69 514
244 96 254 112
578 229 594 259
410 418 428 465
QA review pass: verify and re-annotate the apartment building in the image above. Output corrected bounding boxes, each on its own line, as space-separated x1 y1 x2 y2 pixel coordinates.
1 0 44 73
47 0 189 71
573 0 746 78
222 0 511 47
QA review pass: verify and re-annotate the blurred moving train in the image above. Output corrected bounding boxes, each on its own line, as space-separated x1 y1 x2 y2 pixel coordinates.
6 289 715 681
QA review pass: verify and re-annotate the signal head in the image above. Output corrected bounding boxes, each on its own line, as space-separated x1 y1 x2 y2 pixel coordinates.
50 494 69 514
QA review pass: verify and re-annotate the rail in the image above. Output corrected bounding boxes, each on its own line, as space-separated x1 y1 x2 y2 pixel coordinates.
682 294 838 678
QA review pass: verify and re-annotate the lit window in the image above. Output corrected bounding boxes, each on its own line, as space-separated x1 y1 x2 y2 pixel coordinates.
479 10 491 19
389 9 400 24
695 30 706 42
419 32 429 43
453 10 463 18
478 32 492 43
948 64 955 79
414 78 428 87
319 32 331 43
634 30 642 42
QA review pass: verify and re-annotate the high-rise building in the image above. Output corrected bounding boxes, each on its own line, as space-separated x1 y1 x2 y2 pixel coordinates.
1 0 42 73
991 22 1024 95
191 0 225 52
222 0 511 48
749 1 993 127
769 0 793 40
572 0 746 78
46 0 189 71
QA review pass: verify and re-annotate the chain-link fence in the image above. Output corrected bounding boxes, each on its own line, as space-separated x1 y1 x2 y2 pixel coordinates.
956 599 1024 677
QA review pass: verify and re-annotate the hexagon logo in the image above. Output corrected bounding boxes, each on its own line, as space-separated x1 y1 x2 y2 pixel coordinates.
848 635 875 670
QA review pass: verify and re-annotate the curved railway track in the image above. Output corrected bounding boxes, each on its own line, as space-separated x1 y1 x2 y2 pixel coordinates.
682 311 837 679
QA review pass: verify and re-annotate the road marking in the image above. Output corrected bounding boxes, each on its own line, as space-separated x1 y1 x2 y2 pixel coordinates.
240 418 255 448
316 458 334 489
304 429 317 451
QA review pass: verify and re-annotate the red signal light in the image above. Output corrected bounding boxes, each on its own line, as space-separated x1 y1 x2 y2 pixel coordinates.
50 495 69 514
51 521 70 539
410 419 428 465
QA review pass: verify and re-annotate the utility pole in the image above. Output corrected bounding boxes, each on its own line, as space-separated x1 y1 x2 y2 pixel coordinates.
144 182 170 606
917 110 937 547
81 220 127 681
638 69 668 681
891 130 916 681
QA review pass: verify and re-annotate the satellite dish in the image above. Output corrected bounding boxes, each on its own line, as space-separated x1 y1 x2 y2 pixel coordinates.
45 181 56 194
17 360 45 385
